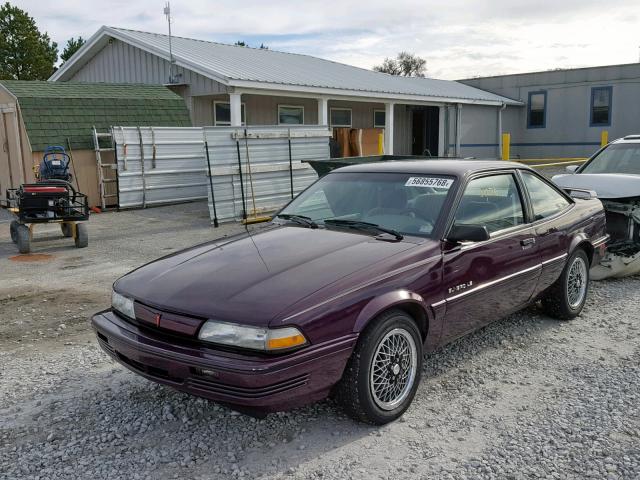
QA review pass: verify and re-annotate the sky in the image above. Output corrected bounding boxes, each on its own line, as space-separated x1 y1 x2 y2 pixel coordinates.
16 0 640 80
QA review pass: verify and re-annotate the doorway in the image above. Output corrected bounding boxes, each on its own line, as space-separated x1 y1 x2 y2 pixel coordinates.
411 106 439 156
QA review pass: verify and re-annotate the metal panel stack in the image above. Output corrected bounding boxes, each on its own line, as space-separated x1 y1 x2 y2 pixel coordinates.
203 125 328 223
112 127 208 208
111 125 330 223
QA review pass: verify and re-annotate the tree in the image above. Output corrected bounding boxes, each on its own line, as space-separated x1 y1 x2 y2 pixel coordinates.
373 52 427 77
0 2 58 80
234 40 269 49
61 36 85 63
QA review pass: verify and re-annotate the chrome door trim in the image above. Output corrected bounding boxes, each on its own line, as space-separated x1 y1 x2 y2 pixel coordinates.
445 263 542 303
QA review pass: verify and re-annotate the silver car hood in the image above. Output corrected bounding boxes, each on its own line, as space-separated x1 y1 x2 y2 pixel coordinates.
552 173 640 199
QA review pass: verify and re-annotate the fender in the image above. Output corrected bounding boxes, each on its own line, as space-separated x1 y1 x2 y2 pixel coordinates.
352 289 431 335
568 231 593 261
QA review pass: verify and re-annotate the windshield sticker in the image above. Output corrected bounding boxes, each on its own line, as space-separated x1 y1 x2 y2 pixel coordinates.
405 177 454 189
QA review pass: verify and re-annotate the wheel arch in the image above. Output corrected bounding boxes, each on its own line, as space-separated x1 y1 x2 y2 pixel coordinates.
353 290 430 342
570 233 595 265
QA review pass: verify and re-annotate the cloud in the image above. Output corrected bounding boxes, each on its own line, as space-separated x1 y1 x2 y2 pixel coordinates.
17 0 640 79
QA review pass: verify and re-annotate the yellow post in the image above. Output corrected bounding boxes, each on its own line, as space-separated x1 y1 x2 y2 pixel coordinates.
600 130 609 147
378 132 384 154
501 133 510 160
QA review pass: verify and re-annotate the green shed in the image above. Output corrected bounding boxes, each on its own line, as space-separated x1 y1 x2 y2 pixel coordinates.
0 81 191 206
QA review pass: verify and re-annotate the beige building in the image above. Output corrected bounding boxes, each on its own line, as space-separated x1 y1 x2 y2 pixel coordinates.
51 26 520 159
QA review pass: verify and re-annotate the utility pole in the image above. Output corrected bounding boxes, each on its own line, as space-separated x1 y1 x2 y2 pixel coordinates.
164 2 176 83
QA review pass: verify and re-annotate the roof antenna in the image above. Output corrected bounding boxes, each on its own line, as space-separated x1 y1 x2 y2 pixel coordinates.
164 2 177 83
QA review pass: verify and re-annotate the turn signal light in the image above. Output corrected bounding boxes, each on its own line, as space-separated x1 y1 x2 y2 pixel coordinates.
266 328 307 350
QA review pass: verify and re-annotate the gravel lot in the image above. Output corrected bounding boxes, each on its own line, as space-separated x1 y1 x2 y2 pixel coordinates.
1 187 639 479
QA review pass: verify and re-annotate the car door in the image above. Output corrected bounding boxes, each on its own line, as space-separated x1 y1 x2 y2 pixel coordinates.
440 172 541 344
519 170 573 296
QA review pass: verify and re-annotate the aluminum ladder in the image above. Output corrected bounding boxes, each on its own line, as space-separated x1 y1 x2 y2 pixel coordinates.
92 126 118 210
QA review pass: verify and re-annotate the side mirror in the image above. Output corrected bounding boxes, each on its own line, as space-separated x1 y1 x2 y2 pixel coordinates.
447 224 490 243
565 165 579 174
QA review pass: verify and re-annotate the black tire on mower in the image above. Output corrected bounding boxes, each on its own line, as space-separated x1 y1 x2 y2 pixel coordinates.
16 224 31 254
10 221 19 243
74 223 88 248
541 248 590 320
61 223 73 237
334 309 423 425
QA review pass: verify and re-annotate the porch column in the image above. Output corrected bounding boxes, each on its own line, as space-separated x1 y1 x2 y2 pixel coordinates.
317 97 329 126
384 102 395 155
229 92 242 126
455 103 462 157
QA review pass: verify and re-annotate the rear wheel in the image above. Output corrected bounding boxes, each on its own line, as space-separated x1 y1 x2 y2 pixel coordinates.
74 223 88 248
60 222 73 237
16 224 31 254
334 309 422 425
10 221 19 243
542 249 590 320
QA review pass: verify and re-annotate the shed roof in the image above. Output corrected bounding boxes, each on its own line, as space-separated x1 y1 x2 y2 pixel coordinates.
51 26 521 107
0 80 191 151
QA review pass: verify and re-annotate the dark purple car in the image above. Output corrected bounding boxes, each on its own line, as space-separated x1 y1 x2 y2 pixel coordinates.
93 160 608 424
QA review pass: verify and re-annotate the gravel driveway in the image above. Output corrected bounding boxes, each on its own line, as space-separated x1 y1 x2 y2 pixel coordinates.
1 199 639 480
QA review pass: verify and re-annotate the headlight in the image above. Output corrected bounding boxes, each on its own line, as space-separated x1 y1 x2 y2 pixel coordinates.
198 320 307 351
111 290 135 319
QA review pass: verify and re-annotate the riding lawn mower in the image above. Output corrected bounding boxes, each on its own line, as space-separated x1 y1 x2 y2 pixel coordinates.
2 146 89 254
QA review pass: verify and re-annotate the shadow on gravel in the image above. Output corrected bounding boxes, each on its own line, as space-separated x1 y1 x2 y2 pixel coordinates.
4 303 566 479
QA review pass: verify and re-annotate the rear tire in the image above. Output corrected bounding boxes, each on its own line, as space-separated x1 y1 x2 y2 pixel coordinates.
334 309 422 425
61 223 73 237
541 249 590 320
74 223 88 248
16 224 31 254
10 221 19 243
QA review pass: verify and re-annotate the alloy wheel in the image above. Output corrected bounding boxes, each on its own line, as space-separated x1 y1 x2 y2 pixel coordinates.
567 256 588 309
369 328 418 410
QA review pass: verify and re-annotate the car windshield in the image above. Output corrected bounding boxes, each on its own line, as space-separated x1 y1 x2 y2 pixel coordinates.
580 143 640 175
277 172 455 238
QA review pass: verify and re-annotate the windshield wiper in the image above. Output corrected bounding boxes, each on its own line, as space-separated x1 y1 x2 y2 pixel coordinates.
323 219 403 241
276 214 318 229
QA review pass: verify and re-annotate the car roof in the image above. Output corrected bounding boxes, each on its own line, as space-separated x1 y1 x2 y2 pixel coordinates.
612 135 640 144
332 159 531 177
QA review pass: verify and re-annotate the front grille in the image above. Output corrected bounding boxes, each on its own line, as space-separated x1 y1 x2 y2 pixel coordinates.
186 373 310 399
115 351 181 382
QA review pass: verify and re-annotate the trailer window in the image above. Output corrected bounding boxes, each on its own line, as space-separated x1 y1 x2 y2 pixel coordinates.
527 91 547 128
590 87 612 126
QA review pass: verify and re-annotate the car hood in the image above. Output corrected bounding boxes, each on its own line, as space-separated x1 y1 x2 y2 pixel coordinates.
552 173 640 199
114 226 422 327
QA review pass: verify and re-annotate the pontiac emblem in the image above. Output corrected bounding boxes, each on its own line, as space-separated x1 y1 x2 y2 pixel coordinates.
154 313 162 327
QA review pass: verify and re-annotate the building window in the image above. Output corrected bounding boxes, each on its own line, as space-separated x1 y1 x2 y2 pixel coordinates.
214 101 245 126
278 105 304 125
374 109 386 128
590 86 612 126
330 108 352 127
527 91 546 128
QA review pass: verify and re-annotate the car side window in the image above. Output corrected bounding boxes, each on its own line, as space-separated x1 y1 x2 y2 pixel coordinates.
521 172 570 220
453 174 525 235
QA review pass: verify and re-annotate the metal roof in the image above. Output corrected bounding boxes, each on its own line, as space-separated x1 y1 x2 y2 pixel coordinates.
52 26 521 106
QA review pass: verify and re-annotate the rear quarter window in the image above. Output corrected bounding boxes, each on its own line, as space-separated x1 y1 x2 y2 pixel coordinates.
522 172 570 220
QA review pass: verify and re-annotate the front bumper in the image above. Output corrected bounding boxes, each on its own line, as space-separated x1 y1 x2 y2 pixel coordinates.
92 311 357 412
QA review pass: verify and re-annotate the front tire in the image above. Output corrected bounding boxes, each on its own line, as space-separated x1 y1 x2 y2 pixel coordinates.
16 224 31 254
74 223 88 248
542 249 590 320
335 309 422 425
10 221 19 243
61 222 73 237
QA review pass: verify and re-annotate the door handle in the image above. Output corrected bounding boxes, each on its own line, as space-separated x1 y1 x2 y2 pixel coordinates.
521 238 536 248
